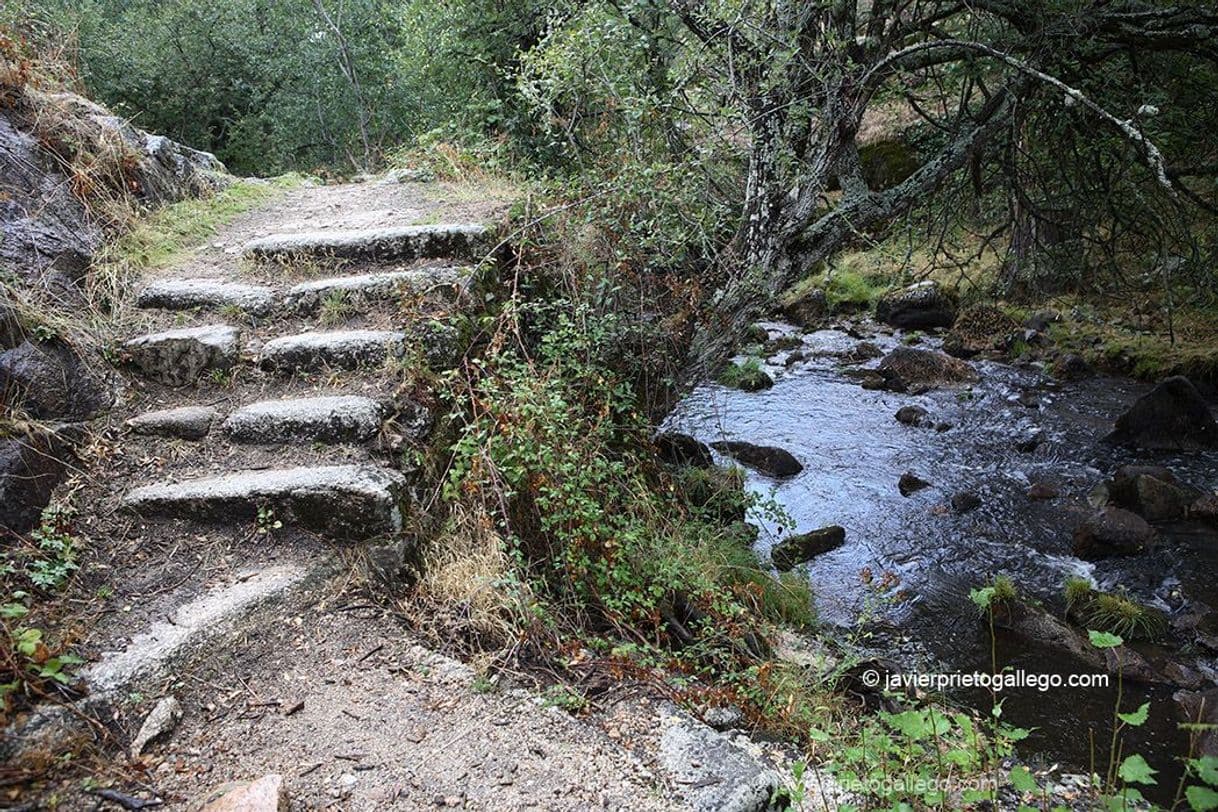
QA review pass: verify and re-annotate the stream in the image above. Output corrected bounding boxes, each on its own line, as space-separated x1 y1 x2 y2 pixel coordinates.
665 320 1218 795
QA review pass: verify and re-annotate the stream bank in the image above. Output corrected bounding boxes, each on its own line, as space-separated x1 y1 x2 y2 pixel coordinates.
667 314 1218 797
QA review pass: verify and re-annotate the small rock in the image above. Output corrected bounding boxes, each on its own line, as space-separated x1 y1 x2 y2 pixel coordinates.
1193 493 1218 525
784 350 805 367
935 422 952 432
771 526 846 571
702 705 744 731
1072 507 1156 559
898 472 931 497
1106 376 1218 451
198 774 288 812
1017 390 1040 409
845 341 883 363
130 696 182 757
894 405 930 427
709 441 803 478
950 492 982 514
124 325 239 387
1052 353 1094 381
127 406 217 440
1024 309 1062 333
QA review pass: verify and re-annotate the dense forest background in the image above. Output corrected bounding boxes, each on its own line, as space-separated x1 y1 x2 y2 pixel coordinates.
14 1 1217 309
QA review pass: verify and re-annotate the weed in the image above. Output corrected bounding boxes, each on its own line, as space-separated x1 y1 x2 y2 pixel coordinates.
26 506 79 590
1063 575 1094 616
255 507 283 536
541 684 587 712
718 357 773 391
319 289 358 326
1084 592 1166 642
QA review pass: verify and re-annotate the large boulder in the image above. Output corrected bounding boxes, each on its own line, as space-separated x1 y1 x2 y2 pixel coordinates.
1106 376 1218 451
875 281 957 330
771 526 846 571
1072 507 1156 559
709 441 803 478
0 431 73 534
1108 465 1198 522
877 347 978 392
0 339 111 421
780 286 829 330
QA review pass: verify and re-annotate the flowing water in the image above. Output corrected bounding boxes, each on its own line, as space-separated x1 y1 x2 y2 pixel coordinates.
666 321 1218 791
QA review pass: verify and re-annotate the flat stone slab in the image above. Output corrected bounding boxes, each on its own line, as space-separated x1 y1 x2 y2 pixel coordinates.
126 405 218 440
658 708 786 812
223 395 383 444
124 325 239 387
123 464 406 539
243 223 491 263
259 330 405 371
138 278 275 315
282 266 468 312
82 563 309 694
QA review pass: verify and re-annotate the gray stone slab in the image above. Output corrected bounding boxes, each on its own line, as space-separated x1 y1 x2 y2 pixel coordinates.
283 266 468 312
223 396 383 444
138 278 275 315
124 325 239 386
259 330 405 372
243 224 490 263
122 464 406 539
126 405 218 440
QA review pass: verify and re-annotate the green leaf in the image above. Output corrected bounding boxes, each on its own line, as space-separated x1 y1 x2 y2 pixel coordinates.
1089 629 1124 649
1187 785 1218 811
807 728 831 743
970 586 996 610
1009 766 1037 793
1118 754 1158 786
1118 702 1150 727
1193 756 1218 787
1 602 29 619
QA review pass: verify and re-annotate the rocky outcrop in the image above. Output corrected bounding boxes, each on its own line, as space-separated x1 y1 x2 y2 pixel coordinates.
876 347 978 392
709 441 803 478
1072 507 1156 559
771 526 846 570
875 281 957 329
0 338 111 421
2 90 227 292
1106 376 1218 451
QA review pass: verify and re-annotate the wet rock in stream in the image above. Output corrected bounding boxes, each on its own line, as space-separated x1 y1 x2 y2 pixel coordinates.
876 347 979 392
771 526 846 571
1106 376 1218 451
875 281 957 329
1108 465 1199 522
898 472 931 496
1072 507 1157 559
709 441 803 478
654 432 713 469
894 405 930 427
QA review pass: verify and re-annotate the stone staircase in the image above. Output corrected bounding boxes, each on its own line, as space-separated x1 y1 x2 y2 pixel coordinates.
116 222 489 543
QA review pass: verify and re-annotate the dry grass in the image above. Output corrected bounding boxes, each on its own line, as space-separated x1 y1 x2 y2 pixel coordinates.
408 503 533 648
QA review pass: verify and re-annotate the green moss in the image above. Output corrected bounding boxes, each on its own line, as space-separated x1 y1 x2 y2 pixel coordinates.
703 531 816 629
991 574 1018 606
858 139 920 189
1063 576 1093 616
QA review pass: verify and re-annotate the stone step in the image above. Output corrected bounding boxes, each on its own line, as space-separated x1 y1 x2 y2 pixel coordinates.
259 330 405 372
137 278 275 315
283 266 469 313
124 325 239 386
242 223 491 263
222 395 384 444
123 464 407 540
82 562 312 695
126 405 218 440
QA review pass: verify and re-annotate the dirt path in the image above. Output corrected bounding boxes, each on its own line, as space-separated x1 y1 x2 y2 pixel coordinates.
4 175 817 811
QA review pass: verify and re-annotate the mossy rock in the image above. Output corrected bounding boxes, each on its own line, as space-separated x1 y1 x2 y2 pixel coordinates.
719 359 774 391
858 139 920 189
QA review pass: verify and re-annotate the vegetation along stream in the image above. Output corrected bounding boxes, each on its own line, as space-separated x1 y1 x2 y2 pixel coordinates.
669 318 1218 797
